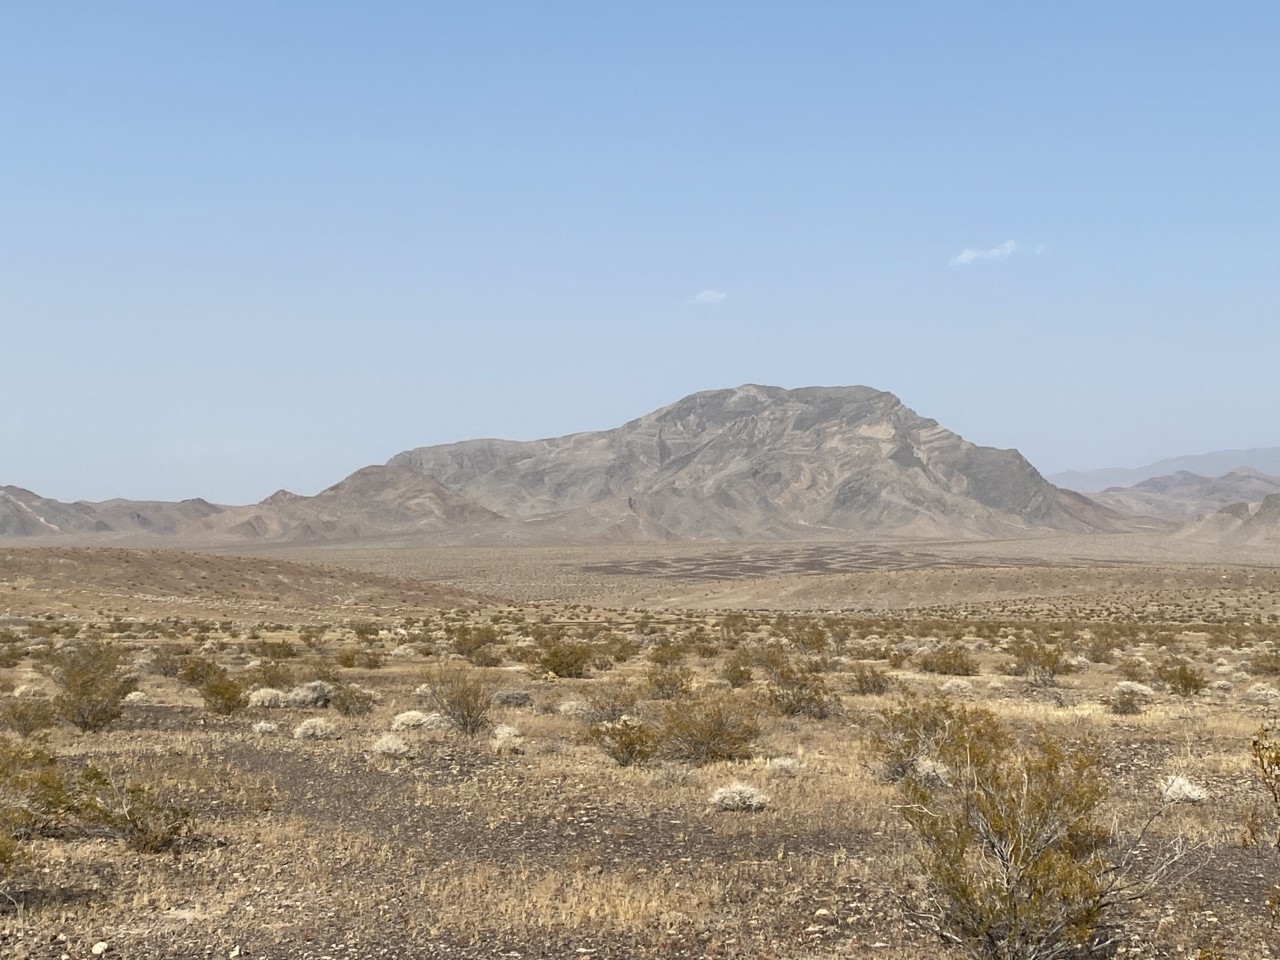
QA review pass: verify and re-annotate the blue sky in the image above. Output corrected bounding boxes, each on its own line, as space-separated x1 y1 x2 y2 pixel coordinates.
4 2 1278 502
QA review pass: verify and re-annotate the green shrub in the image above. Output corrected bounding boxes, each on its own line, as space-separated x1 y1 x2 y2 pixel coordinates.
0 698 58 738
644 663 693 700
766 666 835 718
73 765 192 853
846 663 894 696
1004 638 1075 686
1155 659 1207 698
177 654 224 688
581 679 641 724
417 666 496 737
916 643 979 676
721 650 754 688
588 716 658 767
538 641 593 678
880 699 1182 959
46 639 138 733
331 683 376 717
198 670 247 716
658 694 760 766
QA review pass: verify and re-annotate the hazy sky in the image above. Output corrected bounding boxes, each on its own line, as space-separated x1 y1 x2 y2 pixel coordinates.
5 3 1278 503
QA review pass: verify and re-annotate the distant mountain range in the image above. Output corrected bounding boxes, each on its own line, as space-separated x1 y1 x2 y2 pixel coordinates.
0 384 1126 546
1090 468 1280 522
1049 448 1280 492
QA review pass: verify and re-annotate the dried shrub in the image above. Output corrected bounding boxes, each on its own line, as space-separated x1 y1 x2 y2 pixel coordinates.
293 717 340 740
710 782 768 812
0 698 58 738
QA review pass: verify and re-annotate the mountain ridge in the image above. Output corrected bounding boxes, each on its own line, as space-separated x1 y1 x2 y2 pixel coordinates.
3 384 1125 546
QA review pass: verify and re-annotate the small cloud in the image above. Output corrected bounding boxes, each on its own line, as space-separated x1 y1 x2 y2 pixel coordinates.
691 289 727 305
950 240 1018 266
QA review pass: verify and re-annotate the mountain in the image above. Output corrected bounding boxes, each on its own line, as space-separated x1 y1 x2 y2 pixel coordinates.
1089 468 1280 521
388 384 1122 541
1 384 1125 545
1050 448 1280 492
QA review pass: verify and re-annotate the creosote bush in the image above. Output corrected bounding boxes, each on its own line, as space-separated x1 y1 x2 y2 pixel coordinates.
416 666 496 737
199 670 248 716
538 640 593 678
916 643 980 677
657 694 760 766
1003 638 1076 687
46 639 138 733
588 716 657 767
877 696 1188 960
766 665 835 718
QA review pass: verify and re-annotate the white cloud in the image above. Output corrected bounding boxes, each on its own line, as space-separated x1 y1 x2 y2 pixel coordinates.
950 240 1018 266
691 289 727 305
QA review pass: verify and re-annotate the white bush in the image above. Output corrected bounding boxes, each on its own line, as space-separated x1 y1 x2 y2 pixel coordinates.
557 700 592 720
285 681 334 708
248 687 286 709
372 733 411 757
491 723 524 754
911 757 952 789
1113 681 1157 701
1244 683 1280 705
711 782 769 812
1160 775 1208 804
293 717 340 740
391 709 453 732
766 757 801 778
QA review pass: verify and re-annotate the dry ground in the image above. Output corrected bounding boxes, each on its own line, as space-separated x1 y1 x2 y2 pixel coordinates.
0 542 1278 958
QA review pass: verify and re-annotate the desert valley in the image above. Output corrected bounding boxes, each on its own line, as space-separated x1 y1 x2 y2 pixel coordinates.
1 385 1279 958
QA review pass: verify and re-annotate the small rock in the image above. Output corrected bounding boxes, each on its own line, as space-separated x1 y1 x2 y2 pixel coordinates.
91 944 109 957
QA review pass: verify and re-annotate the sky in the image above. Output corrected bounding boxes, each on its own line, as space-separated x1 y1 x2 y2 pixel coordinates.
3 2 1279 503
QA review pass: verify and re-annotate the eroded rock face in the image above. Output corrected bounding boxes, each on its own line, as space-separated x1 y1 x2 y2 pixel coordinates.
2 384 1123 545
389 384 1121 542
